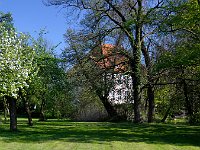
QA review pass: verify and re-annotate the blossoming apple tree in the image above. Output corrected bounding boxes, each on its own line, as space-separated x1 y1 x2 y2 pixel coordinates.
0 25 37 131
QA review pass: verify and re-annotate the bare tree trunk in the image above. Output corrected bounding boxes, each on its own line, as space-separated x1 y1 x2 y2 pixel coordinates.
128 21 142 123
25 101 33 126
96 92 118 120
181 69 193 124
147 85 155 123
39 97 46 121
3 97 9 121
141 39 155 123
131 70 142 123
161 106 171 123
182 79 193 124
6 96 17 131
18 89 33 126
102 97 118 119
131 30 142 123
128 0 143 123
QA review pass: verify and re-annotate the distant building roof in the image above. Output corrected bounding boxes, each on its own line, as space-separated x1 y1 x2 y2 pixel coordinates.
90 44 129 73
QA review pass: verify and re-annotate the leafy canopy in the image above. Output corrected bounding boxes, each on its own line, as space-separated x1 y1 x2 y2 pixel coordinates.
0 25 37 98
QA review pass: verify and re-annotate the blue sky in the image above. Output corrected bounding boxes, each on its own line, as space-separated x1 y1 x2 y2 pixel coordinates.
0 0 72 55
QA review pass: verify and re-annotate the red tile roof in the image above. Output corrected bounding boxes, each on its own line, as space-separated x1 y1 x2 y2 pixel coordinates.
91 44 129 73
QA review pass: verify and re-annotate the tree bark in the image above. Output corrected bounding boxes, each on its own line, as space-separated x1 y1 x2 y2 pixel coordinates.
25 101 33 126
181 69 193 123
131 31 142 122
141 42 155 123
102 97 118 118
6 96 17 131
127 0 143 123
39 97 46 121
161 105 171 123
124 27 142 123
97 94 118 120
147 85 155 123
3 96 9 121
128 23 142 123
182 79 193 123
131 69 142 123
18 89 33 126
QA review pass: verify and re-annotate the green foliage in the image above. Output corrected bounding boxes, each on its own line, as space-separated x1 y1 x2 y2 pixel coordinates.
0 12 14 30
0 25 37 98
154 0 200 124
23 30 74 119
169 0 200 37
156 43 200 71
155 86 173 117
155 84 184 118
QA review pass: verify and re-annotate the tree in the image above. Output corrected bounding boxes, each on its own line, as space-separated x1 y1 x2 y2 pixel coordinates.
0 12 14 30
0 25 37 131
155 0 200 123
30 30 73 121
45 0 170 123
63 30 120 119
0 12 14 122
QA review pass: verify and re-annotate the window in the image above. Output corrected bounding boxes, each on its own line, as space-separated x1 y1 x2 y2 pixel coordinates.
125 91 129 100
125 76 129 86
116 74 122 84
117 89 122 100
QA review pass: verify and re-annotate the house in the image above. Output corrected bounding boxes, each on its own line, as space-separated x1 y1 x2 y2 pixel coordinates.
90 44 133 105
69 44 133 121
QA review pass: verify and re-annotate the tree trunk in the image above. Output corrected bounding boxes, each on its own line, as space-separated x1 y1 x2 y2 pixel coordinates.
127 0 143 123
147 85 155 123
130 30 142 123
181 69 193 124
161 105 171 123
18 89 33 126
6 96 17 131
182 79 193 123
141 42 155 123
128 22 142 123
39 98 46 121
99 95 118 120
131 70 142 123
141 41 155 123
25 101 33 126
3 97 9 121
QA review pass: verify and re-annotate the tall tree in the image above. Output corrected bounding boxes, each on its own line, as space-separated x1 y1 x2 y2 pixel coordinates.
63 30 119 119
155 0 200 123
31 30 72 121
45 0 171 122
0 25 37 131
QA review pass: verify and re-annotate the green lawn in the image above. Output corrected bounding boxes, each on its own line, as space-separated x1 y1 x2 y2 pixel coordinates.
0 119 200 150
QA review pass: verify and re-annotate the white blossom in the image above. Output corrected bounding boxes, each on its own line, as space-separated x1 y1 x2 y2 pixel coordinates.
0 25 38 98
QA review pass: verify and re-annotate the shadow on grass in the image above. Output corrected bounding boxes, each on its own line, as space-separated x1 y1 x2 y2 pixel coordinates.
0 119 200 147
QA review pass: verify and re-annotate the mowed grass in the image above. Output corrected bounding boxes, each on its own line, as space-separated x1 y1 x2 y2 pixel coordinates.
0 118 200 150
